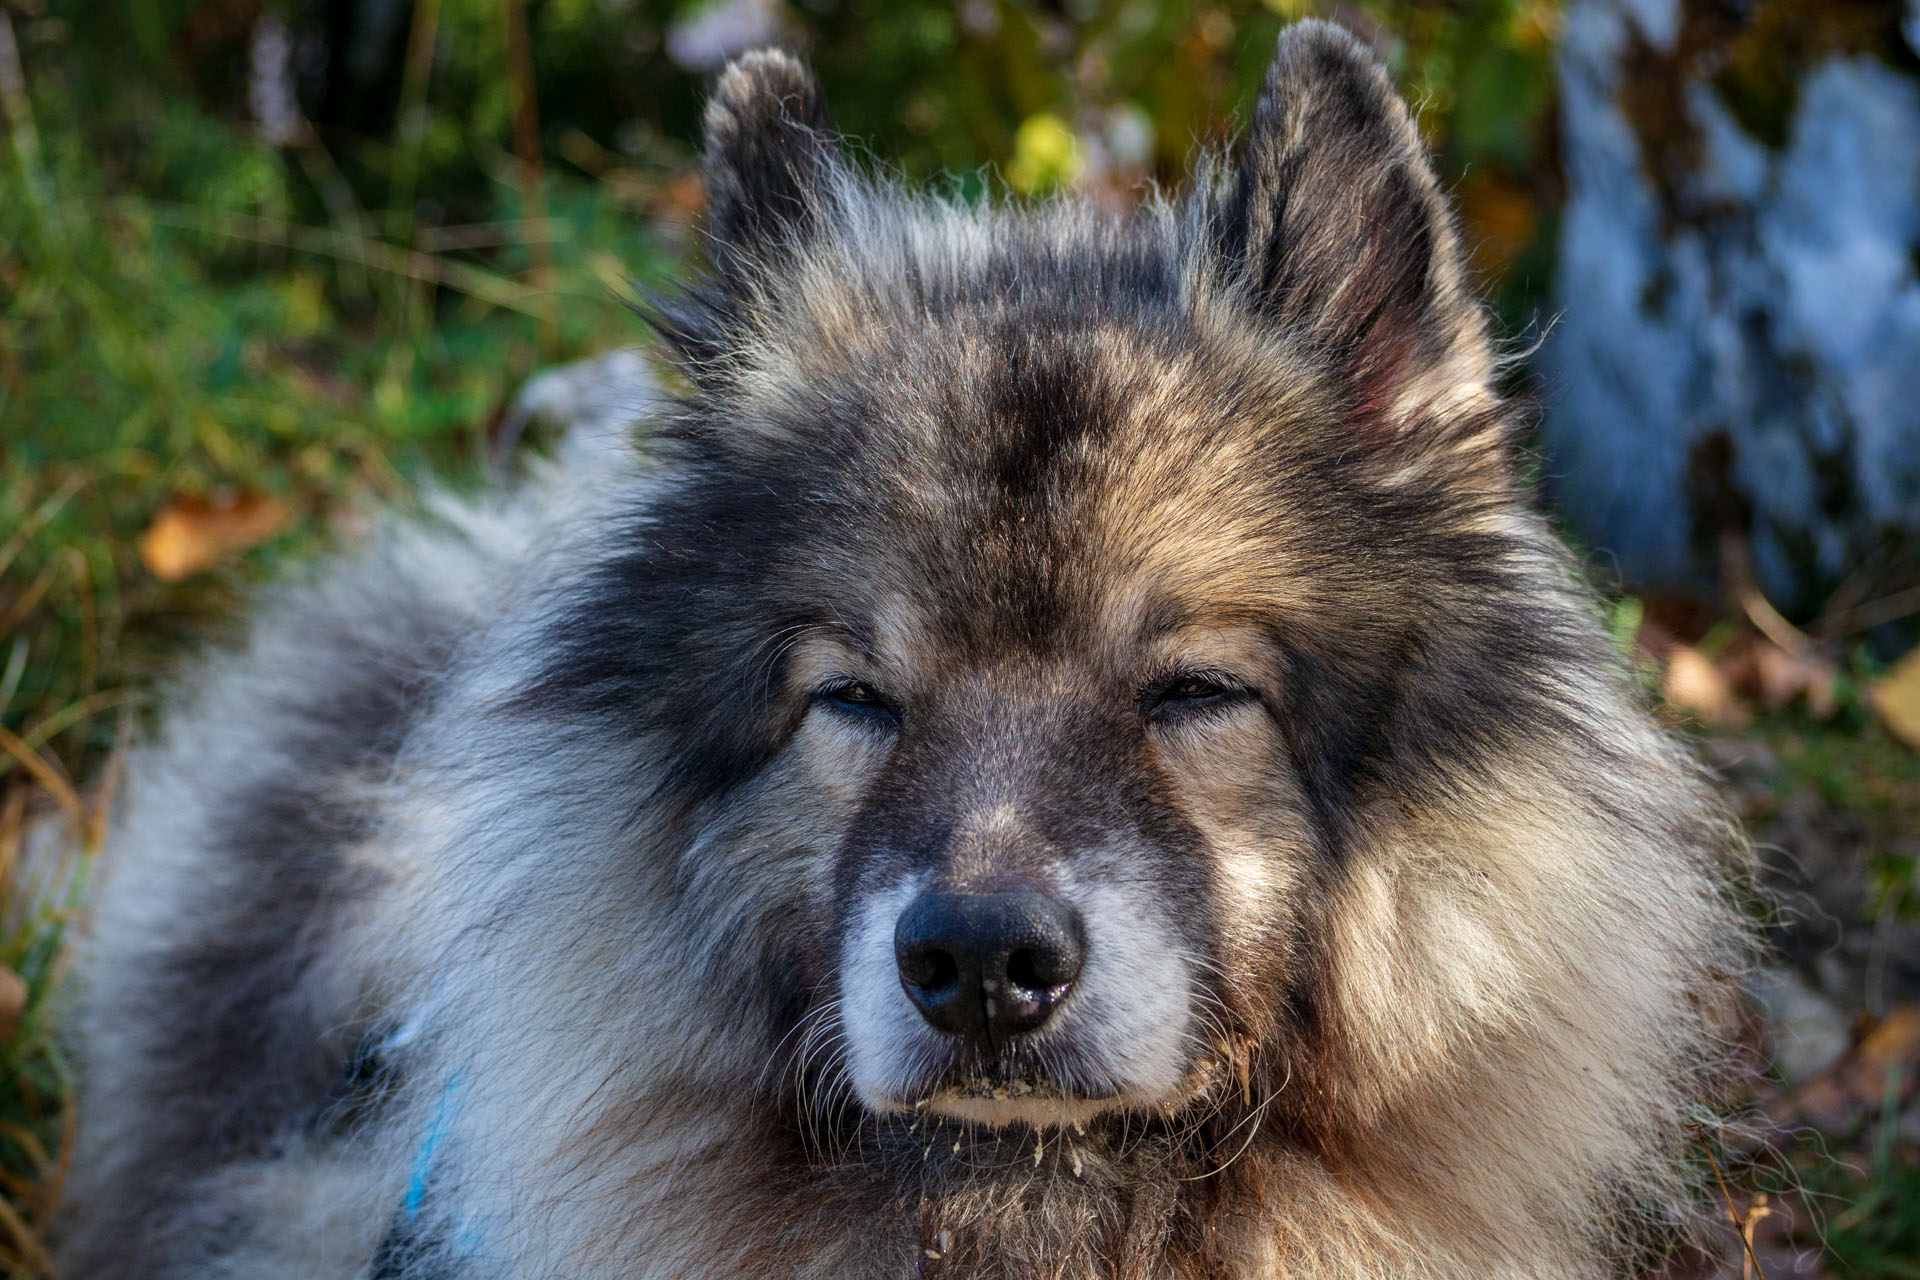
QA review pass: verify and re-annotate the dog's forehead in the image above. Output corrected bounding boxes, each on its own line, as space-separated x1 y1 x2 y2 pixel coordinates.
784 474 1306 688
804 324 1340 643
721 260 1418 677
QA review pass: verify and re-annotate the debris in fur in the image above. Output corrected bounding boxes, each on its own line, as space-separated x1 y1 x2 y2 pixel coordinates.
943 1075 1063 1101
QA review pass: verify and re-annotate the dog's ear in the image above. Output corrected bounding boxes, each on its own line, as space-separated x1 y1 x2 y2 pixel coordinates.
701 49 839 282
1222 22 1492 432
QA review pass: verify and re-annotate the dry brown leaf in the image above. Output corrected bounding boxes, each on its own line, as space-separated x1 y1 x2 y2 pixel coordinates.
137 491 293 581
0 967 25 1045
1457 170 1538 280
662 171 706 218
1870 644 1920 750
1754 643 1837 717
1663 646 1750 727
1768 1004 1920 1132
1718 637 1840 718
1854 1003 1920 1074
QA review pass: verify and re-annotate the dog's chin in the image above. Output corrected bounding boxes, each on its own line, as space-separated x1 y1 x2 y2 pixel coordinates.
913 1091 1124 1129
861 1071 1188 1131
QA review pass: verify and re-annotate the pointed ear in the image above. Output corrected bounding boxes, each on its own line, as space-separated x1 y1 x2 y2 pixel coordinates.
1222 22 1492 428
700 49 840 282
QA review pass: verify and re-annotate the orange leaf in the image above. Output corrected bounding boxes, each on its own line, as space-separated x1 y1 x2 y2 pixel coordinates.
137 492 293 581
1662 646 1749 728
1870 644 1920 750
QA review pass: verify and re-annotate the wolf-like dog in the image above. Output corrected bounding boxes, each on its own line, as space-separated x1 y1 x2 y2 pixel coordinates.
63 22 1751 1280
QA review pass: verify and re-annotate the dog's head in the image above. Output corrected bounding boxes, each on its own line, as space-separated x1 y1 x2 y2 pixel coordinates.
529 25 1590 1140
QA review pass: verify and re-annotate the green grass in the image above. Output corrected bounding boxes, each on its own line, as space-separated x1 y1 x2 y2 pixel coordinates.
1771 1105 1920 1279
2 87 682 789
0 838 81 1278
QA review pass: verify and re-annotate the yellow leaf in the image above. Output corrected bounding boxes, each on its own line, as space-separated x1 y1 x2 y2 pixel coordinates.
1871 644 1920 750
1007 113 1084 195
137 491 294 582
1662 646 1748 727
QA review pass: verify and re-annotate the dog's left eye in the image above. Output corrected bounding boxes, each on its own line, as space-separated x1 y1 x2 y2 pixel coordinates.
1142 672 1248 718
814 680 901 725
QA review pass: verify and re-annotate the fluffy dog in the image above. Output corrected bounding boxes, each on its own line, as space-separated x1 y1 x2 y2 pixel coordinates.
63 22 1750 1280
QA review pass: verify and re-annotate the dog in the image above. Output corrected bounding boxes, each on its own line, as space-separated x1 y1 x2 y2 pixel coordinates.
62 22 1752 1279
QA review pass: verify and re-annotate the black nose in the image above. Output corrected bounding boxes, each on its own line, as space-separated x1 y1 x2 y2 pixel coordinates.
894 888 1085 1051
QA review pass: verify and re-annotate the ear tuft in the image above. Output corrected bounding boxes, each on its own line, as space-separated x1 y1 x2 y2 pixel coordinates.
1224 21 1490 429
701 49 838 280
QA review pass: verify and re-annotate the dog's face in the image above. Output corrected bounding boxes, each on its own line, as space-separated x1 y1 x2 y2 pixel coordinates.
745 312 1431 1129
749 303 1514 1129
786 376 1331 1126
532 29 1559 1141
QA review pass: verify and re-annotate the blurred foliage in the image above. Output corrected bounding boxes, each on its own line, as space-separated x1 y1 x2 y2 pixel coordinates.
3 0 1565 804
2 0 681 802
1617 0 1920 214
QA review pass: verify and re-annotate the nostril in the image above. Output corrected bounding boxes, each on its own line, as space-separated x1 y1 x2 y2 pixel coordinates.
1005 946 1068 994
900 945 959 995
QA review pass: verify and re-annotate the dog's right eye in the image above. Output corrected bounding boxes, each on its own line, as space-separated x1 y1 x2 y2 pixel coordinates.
813 680 901 726
1140 670 1251 721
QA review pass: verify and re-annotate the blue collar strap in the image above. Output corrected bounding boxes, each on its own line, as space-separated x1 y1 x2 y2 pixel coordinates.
403 1071 468 1219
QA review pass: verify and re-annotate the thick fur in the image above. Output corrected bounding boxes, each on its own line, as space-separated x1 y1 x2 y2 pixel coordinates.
62 24 1751 1280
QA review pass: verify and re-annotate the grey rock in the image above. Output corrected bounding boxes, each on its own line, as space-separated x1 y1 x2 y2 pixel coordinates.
1544 0 1920 609
1750 967 1850 1086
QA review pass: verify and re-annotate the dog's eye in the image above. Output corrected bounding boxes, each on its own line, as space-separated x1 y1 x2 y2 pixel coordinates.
814 680 901 726
1142 672 1248 719
1164 676 1228 701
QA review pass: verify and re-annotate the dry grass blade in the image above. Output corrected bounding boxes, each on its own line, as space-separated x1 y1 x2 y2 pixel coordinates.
0 478 83 586
0 1184 52 1277
387 0 443 246
135 203 560 317
18 690 132 754
1703 1141 1769 1280
500 0 557 354
0 1123 47 1181
1826 583 1920 637
0 788 22 894
1738 586 1819 665
0 562 58 640
0 728 85 842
